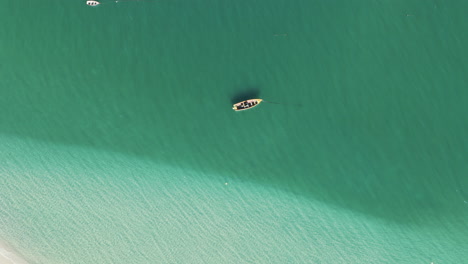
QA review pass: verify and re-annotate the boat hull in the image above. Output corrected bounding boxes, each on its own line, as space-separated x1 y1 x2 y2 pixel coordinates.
86 1 100 6
232 99 263 111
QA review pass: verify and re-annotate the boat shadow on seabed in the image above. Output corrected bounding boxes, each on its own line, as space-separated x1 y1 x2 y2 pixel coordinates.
230 88 261 105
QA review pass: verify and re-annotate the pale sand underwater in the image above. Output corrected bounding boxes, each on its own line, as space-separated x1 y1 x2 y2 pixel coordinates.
1 135 466 263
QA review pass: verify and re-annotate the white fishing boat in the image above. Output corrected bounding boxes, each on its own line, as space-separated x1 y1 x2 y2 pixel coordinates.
232 99 263 111
86 0 100 6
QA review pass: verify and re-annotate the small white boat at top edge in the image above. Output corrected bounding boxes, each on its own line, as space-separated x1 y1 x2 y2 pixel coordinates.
86 1 100 6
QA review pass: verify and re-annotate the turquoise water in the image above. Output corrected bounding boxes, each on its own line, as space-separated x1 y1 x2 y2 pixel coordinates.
1 0 468 263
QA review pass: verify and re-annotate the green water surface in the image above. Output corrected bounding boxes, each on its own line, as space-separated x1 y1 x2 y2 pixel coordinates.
1 0 467 263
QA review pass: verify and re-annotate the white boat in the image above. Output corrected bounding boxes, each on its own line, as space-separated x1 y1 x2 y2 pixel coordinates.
86 0 100 6
232 99 263 111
